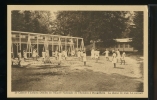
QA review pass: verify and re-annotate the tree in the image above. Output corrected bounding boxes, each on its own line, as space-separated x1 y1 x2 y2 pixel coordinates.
55 11 129 46
129 11 143 52
11 10 53 33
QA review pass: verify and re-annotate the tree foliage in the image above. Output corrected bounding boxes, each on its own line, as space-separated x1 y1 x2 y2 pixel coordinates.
11 10 53 33
55 11 129 46
129 12 143 51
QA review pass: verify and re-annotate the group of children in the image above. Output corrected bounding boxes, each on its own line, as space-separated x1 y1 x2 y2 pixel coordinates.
52 50 87 66
91 48 126 68
16 47 126 67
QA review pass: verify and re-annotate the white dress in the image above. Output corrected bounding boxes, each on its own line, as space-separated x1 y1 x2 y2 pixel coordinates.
97 51 100 57
58 53 62 61
77 51 81 58
42 52 46 58
55 51 58 57
95 51 99 59
64 51 67 57
91 49 95 58
121 53 126 60
32 50 36 57
23 52 27 58
105 51 109 57
18 52 21 60
112 53 117 63
116 51 120 59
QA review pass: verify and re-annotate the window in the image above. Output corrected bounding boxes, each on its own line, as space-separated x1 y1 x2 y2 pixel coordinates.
129 44 132 48
125 44 129 48
120 44 123 48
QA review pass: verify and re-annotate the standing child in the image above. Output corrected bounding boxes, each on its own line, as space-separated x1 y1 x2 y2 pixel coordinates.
112 51 117 68
120 52 126 65
95 49 99 63
91 48 95 59
17 50 21 66
58 51 62 65
80 50 83 61
116 49 121 63
23 50 27 61
102 49 110 61
71 50 75 57
55 50 58 60
32 49 36 64
83 51 87 66
42 51 46 62
77 50 81 61
97 50 100 60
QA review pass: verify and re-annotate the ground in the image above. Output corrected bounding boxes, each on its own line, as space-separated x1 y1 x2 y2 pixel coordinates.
11 55 144 92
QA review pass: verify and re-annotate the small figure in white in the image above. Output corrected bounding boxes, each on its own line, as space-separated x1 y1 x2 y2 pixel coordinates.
77 50 81 61
45 50 51 63
83 51 87 66
120 52 126 65
17 50 21 66
55 50 58 60
91 48 95 59
116 49 121 63
71 50 75 57
42 51 46 62
23 50 27 61
62 50 67 60
112 51 117 68
95 49 99 63
32 49 36 64
80 50 84 61
58 51 62 65
97 50 100 60
102 49 110 61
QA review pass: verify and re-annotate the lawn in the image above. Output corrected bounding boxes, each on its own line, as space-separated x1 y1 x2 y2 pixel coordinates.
11 55 144 92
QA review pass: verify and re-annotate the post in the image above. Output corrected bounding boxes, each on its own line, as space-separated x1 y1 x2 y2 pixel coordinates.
77 38 78 51
52 36 53 56
82 39 84 51
37 35 38 55
19 33 21 51
65 38 67 50
28 33 30 57
17 43 18 56
59 37 60 51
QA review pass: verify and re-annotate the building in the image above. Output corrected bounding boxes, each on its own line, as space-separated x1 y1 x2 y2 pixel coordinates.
110 38 135 52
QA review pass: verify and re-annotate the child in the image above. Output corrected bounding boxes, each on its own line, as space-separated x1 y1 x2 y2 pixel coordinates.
32 49 36 64
83 51 87 66
17 50 21 66
112 51 117 68
120 52 126 65
77 50 81 61
95 49 99 63
23 50 27 61
102 49 110 61
58 51 62 65
71 50 75 57
91 48 95 59
116 49 121 63
80 50 84 61
97 50 100 60
42 51 46 62
55 50 58 60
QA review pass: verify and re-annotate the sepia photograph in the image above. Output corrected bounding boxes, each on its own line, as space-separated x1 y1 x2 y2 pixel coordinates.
7 5 148 98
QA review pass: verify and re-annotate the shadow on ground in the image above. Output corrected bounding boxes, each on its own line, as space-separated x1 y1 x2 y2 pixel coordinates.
11 66 143 92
